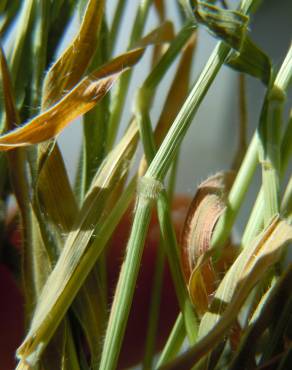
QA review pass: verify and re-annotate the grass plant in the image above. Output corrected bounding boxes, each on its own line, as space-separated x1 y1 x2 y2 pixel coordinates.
0 1 291 369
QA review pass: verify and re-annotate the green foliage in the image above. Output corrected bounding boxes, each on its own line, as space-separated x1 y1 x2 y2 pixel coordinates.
0 1 291 370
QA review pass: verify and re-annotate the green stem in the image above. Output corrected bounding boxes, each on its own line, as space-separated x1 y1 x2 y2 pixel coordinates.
280 111 292 175
30 0 49 110
8 0 34 83
211 133 259 252
260 43 292 225
242 109 292 247
281 176 292 218
143 242 165 370
100 1 259 367
100 34 229 370
108 0 127 55
147 42 230 180
106 0 153 150
99 197 153 370
156 314 185 369
100 23 197 370
143 157 180 370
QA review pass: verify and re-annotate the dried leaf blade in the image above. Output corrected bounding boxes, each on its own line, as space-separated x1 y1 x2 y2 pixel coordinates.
0 49 144 150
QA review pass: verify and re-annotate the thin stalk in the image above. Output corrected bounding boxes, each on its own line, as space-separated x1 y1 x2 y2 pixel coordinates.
143 242 165 370
100 0 260 367
106 0 153 150
156 314 185 369
211 132 259 252
281 176 292 218
242 109 292 247
147 42 230 180
99 198 153 370
101 22 242 370
260 43 292 225
7 0 34 82
143 158 180 370
232 73 247 170
30 0 49 110
108 0 127 55
100 24 198 370
280 111 292 174
81 19 110 196
241 189 264 247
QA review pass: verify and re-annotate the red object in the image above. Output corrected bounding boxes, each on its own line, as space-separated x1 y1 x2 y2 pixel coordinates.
107 195 191 369
0 264 24 370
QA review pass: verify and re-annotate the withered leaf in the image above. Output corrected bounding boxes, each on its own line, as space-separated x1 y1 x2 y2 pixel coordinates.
0 48 144 151
42 0 105 109
180 172 235 315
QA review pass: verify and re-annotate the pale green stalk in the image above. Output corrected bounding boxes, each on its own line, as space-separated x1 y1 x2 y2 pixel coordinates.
108 0 127 54
135 109 196 340
7 0 34 82
241 189 264 247
100 1 259 368
146 42 230 180
100 27 201 369
100 197 153 370
211 133 259 252
213 44 292 252
136 108 197 341
156 314 185 368
280 111 292 174
260 43 292 225
241 45 292 245
31 0 49 110
143 240 165 370
106 0 153 150
242 118 292 246
281 176 292 217
143 159 180 370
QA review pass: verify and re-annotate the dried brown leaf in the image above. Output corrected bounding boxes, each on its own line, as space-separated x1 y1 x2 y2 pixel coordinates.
0 48 144 150
180 172 235 315
42 0 105 109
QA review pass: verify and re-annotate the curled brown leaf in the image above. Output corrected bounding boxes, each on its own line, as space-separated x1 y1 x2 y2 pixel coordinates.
180 172 237 315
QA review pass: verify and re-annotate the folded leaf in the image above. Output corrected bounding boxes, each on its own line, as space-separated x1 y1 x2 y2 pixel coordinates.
226 36 271 85
194 1 271 84
42 0 105 109
180 172 235 315
194 1 249 51
0 48 144 151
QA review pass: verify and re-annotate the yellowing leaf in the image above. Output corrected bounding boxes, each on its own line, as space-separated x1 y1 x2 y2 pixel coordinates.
0 48 144 151
42 0 105 109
